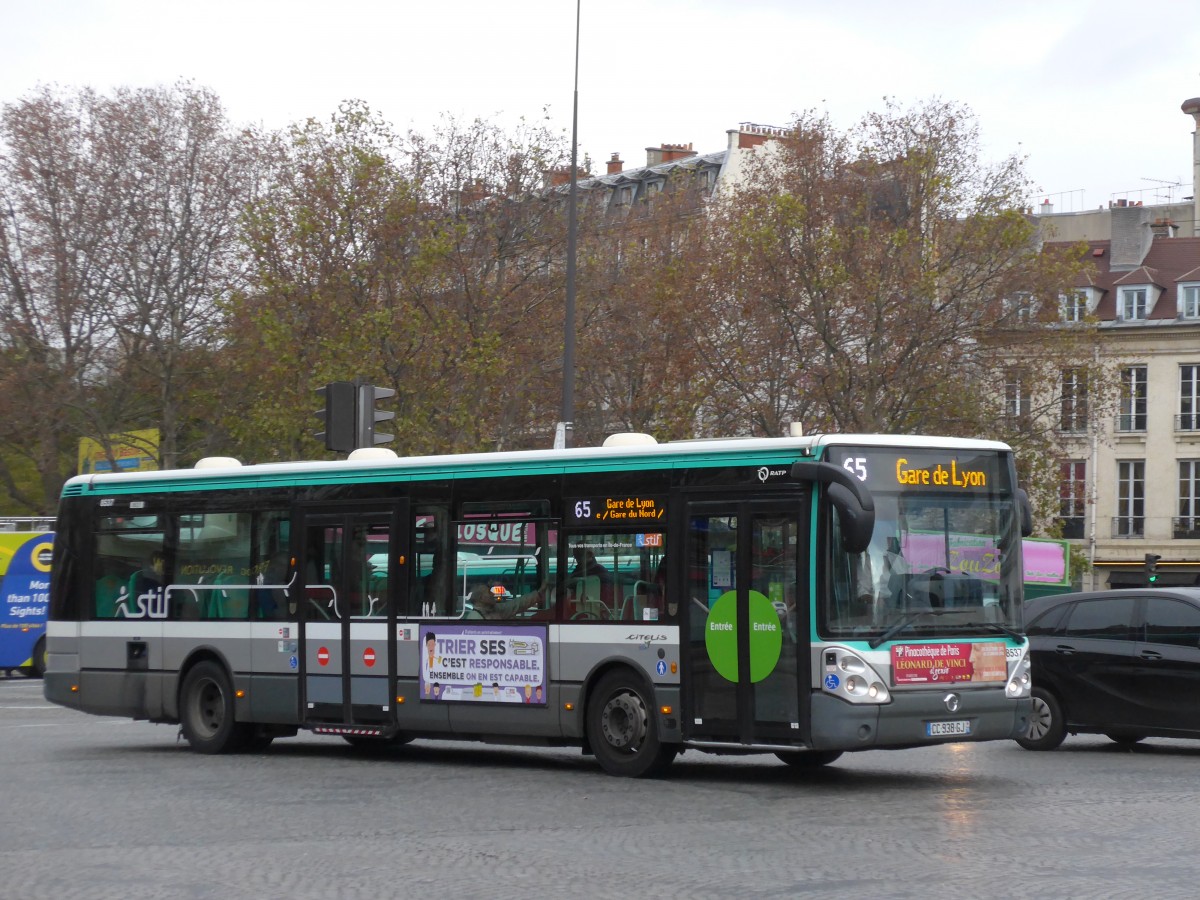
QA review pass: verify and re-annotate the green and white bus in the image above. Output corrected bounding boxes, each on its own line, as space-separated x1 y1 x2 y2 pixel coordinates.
44 433 1033 776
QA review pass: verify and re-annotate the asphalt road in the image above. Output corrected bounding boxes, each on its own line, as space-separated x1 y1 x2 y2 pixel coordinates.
3 673 1199 900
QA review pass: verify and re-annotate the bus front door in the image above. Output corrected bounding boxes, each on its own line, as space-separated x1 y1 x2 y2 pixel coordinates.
683 500 809 748
299 506 405 732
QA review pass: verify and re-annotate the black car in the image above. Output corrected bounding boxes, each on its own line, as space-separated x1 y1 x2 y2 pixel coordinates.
1018 587 1200 750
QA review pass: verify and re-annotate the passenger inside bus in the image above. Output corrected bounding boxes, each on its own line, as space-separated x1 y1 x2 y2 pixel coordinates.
94 561 128 618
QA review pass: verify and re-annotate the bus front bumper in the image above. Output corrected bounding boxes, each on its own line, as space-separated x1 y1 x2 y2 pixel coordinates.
810 689 1031 751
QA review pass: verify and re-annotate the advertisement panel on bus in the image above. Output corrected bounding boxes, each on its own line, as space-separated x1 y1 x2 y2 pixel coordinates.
0 531 53 676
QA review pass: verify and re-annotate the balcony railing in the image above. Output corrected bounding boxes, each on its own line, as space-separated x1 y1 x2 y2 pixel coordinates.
1176 414 1200 432
1114 413 1147 433
1058 517 1085 539
1111 516 1145 538
1173 517 1200 539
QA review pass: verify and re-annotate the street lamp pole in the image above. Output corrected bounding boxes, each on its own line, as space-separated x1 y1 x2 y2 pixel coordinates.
556 0 580 450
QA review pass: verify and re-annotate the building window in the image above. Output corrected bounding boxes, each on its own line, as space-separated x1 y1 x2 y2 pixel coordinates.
1059 460 1086 539
611 185 634 209
1004 369 1031 421
1118 366 1147 432
1115 461 1145 538
1180 365 1200 431
1180 283 1200 319
1003 291 1036 323
1177 461 1200 539
1060 367 1088 433
1059 290 1088 323
1119 287 1148 321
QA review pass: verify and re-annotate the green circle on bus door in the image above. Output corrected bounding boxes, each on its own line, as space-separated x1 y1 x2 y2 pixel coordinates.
704 590 784 683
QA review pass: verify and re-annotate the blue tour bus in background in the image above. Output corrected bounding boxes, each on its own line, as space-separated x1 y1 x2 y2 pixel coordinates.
0 518 54 677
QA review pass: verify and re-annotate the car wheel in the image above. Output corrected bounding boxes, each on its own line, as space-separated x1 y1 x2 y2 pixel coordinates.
1016 686 1066 751
775 750 843 768
586 670 677 777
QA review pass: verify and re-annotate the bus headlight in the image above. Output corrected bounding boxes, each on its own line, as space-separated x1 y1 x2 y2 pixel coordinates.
1006 652 1031 698
822 647 889 705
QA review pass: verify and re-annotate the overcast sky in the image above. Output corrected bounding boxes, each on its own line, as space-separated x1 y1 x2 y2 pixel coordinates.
2 0 1197 212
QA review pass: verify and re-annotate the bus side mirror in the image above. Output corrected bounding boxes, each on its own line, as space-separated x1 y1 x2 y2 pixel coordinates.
1017 489 1034 538
791 461 875 555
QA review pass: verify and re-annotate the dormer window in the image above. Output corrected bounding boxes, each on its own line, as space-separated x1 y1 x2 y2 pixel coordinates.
1180 283 1200 319
611 185 635 209
1003 291 1036 323
1059 290 1089 323
1119 287 1148 321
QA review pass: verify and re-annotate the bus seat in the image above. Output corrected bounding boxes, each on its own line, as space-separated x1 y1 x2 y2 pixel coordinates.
213 572 249 619
94 574 126 618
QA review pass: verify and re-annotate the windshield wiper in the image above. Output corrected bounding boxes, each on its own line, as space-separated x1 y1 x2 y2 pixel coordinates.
963 621 1022 641
868 608 956 649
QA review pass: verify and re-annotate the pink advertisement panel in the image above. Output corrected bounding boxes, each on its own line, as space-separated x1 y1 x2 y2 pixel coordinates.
891 641 1008 685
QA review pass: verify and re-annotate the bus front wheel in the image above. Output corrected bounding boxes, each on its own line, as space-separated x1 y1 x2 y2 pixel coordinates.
586 670 677 778
180 660 247 754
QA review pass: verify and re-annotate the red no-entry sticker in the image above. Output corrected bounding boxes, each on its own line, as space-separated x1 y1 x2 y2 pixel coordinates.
363 647 376 668
317 646 330 666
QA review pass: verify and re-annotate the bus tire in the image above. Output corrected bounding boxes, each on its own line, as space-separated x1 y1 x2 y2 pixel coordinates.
32 635 47 678
180 660 247 754
22 635 47 678
586 670 676 778
775 750 843 769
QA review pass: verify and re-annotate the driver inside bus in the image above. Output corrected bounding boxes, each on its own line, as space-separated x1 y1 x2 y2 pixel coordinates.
469 583 546 619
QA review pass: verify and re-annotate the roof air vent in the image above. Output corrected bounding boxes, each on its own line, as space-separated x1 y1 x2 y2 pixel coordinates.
602 432 658 448
194 457 242 469
347 447 399 462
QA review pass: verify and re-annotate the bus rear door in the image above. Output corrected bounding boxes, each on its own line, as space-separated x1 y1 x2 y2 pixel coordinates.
683 498 810 749
298 505 406 732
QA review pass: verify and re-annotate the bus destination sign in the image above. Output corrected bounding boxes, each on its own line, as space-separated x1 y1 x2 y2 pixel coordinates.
825 448 1002 494
568 495 667 525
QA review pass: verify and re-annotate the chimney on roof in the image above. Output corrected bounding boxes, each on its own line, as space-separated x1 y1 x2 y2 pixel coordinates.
645 142 696 168
1111 205 1157 269
542 167 572 189
1040 198 1054 214
1150 217 1179 238
607 153 623 175
1183 96 1200 237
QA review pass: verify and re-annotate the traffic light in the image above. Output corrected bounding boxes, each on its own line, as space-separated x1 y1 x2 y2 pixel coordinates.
1145 552 1161 585
355 382 396 447
315 381 357 452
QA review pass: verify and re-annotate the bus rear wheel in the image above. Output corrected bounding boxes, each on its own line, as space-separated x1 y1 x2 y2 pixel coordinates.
587 670 676 778
180 660 248 754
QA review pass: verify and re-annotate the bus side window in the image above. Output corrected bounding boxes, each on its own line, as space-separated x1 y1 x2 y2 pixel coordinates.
94 565 127 618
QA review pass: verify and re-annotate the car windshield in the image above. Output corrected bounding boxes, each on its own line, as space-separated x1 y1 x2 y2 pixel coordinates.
821 489 1023 641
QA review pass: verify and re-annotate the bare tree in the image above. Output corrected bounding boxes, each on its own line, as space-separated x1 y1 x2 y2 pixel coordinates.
691 99 1101 480
0 87 122 511
94 82 253 468
227 106 570 460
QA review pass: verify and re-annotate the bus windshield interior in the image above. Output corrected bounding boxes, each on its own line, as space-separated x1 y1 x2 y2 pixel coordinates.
822 490 1022 640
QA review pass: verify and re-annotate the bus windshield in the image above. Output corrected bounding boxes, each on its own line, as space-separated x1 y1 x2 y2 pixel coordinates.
822 486 1022 641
